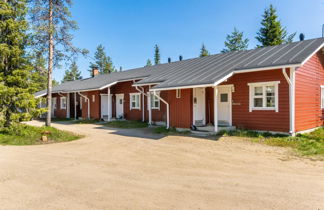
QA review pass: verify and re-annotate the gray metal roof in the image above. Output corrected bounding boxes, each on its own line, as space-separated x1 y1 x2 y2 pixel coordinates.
35 37 324 97
137 37 324 90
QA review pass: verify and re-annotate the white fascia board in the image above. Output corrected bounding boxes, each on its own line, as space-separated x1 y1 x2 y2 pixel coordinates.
99 82 118 90
234 64 300 73
150 83 214 91
132 82 160 87
301 43 324 66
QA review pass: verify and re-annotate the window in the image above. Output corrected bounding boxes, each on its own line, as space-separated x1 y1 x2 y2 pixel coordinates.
176 89 181 99
92 95 95 103
220 93 228 102
60 97 67 109
321 86 324 109
52 97 57 109
130 93 140 110
148 92 160 109
248 81 280 112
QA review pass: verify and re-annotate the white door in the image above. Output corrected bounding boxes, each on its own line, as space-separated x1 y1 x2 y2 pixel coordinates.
193 87 205 126
51 97 56 117
115 94 124 119
101 94 112 120
217 86 232 126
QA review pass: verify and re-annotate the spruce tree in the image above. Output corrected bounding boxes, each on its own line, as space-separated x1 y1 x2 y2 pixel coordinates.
89 44 115 75
29 0 87 126
154 45 160 65
256 4 295 47
221 28 249 53
0 0 41 127
146 59 152 66
62 61 82 82
200 44 210 57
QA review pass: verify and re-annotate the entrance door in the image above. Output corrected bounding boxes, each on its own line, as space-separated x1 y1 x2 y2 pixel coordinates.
101 94 112 120
115 94 124 119
193 87 206 126
217 86 232 126
51 97 56 117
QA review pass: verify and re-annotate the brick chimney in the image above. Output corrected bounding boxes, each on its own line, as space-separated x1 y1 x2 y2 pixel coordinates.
92 67 99 77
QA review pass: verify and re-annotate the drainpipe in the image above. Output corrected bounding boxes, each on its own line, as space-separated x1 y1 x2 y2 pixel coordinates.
282 68 295 136
107 87 111 121
153 90 169 129
148 85 152 125
78 92 90 119
135 85 148 122
74 92 77 120
213 86 218 132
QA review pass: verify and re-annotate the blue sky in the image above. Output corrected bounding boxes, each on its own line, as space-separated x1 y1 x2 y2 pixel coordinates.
53 0 324 81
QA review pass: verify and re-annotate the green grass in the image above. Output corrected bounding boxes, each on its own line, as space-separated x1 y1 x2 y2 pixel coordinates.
154 126 191 135
0 124 81 145
218 128 324 157
72 119 100 124
105 120 148 129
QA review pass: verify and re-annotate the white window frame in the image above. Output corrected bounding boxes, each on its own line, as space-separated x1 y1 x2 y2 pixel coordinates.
92 95 95 103
176 89 181 99
60 97 67 110
321 85 324 109
248 81 280 112
52 97 57 110
147 92 160 110
130 93 141 110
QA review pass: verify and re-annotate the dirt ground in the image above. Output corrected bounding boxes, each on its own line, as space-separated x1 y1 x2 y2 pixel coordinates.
0 121 323 210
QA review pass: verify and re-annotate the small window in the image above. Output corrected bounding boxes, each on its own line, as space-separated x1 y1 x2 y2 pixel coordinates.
92 95 95 103
321 86 324 109
119 99 123 105
130 93 140 110
176 89 181 99
220 93 228 102
248 81 279 112
52 98 57 109
149 92 160 109
60 97 67 109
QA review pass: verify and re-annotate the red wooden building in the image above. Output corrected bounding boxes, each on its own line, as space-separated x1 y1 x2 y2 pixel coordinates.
36 38 324 135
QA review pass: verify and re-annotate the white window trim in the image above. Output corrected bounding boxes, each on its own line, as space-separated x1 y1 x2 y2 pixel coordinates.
321 85 324 109
129 93 141 110
60 97 67 110
92 95 95 103
147 92 160 110
52 97 57 110
248 81 280 112
176 89 181 99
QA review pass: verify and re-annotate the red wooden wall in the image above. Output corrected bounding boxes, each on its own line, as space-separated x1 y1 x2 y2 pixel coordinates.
295 52 324 132
221 69 290 132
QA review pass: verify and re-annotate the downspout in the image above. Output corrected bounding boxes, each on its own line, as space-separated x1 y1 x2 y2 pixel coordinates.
153 90 169 129
135 85 148 122
74 92 77 120
78 92 90 119
282 68 295 135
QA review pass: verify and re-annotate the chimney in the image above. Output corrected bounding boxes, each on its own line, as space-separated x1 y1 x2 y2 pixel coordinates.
168 57 171 63
179 55 183 61
92 67 99 77
299 33 305 41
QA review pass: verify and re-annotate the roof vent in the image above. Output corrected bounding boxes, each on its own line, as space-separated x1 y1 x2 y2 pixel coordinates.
179 55 183 61
168 57 171 63
299 33 305 41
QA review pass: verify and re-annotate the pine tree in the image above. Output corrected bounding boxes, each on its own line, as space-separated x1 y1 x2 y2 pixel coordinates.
89 44 115 75
200 44 210 57
154 45 160 65
29 0 87 126
0 0 41 127
62 61 82 82
256 4 296 47
31 53 48 91
146 59 152 66
221 28 249 53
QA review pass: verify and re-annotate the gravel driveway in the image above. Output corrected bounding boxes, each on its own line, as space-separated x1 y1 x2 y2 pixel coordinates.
0 121 323 210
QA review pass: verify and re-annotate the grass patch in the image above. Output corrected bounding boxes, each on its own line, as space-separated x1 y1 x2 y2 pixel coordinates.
218 128 324 157
105 120 148 129
0 124 81 145
154 126 191 135
72 119 100 124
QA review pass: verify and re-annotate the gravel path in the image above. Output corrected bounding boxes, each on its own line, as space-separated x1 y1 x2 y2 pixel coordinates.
0 121 323 210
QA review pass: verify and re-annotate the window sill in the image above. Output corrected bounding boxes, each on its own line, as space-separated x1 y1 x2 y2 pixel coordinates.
251 108 276 111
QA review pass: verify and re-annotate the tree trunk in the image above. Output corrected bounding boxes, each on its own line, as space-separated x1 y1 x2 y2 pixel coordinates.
46 0 53 127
